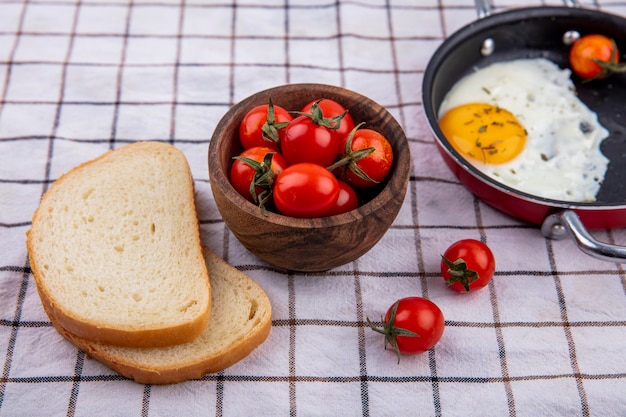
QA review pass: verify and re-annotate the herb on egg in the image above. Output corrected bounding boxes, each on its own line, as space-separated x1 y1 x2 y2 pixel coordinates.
481 141 503 158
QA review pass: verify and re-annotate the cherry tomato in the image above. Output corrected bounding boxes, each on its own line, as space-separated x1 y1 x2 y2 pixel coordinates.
281 115 341 167
239 100 293 150
326 179 359 216
230 146 288 205
300 99 355 145
441 239 495 293
368 297 445 363
273 163 340 218
333 127 394 188
569 34 626 80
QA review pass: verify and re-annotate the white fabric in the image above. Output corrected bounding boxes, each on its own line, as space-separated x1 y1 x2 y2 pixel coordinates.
1 1 626 416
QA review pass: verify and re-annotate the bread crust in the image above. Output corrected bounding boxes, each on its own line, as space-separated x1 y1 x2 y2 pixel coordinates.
43 247 272 385
48 306 271 384
35 278 211 348
26 142 211 348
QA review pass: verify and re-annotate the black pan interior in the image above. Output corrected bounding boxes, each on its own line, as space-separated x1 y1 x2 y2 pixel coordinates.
423 6 626 205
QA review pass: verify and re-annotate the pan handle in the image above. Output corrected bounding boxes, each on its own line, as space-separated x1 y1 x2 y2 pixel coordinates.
475 0 581 17
474 0 492 19
472 0 583 54
541 210 626 263
563 0 581 7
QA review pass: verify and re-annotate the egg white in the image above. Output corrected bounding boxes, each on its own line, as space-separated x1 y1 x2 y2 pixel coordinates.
438 58 609 202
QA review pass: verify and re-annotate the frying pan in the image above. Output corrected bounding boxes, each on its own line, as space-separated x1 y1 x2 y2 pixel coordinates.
422 0 626 262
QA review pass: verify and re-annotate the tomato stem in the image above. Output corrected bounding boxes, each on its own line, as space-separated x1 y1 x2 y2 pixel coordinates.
232 152 278 216
584 39 626 82
292 99 347 130
261 98 290 148
366 300 420 364
326 122 378 185
441 255 479 292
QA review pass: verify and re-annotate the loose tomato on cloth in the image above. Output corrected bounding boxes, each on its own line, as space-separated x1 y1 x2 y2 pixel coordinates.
239 99 293 151
230 146 288 209
569 34 626 80
300 98 355 145
367 297 445 363
441 239 495 292
329 124 394 188
273 162 340 218
281 103 343 167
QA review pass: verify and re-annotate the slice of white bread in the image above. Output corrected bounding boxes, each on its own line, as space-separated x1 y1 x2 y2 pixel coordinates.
26 142 210 348
46 246 272 385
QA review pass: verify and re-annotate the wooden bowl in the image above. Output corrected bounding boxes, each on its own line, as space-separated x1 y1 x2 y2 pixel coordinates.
208 84 410 272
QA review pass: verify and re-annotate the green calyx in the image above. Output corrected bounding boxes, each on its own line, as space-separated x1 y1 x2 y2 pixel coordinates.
232 152 277 216
366 300 420 364
293 100 347 130
261 98 289 147
326 122 378 185
587 39 626 82
441 255 478 292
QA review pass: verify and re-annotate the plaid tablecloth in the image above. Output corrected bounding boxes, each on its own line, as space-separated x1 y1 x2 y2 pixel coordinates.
2 0 626 416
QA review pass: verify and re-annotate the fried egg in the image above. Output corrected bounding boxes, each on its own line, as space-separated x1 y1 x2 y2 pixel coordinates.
438 58 609 202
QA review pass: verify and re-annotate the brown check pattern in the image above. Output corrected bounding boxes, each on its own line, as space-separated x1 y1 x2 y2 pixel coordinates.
1 0 626 416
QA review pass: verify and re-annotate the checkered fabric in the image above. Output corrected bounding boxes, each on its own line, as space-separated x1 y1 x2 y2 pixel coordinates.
1 0 626 416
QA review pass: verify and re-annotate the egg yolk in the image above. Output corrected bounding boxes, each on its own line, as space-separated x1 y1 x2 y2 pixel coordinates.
439 103 527 164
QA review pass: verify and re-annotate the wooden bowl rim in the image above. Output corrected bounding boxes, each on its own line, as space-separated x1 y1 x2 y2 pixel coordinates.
208 83 410 230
